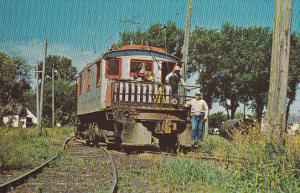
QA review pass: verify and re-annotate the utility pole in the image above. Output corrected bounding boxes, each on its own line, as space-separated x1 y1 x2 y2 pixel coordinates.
52 66 55 129
181 0 192 80
39 40 47 135
35 64 39 127
267 0 292 143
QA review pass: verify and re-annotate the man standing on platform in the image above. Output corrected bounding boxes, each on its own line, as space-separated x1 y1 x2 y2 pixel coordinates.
165 66 186 99
185 91 208 146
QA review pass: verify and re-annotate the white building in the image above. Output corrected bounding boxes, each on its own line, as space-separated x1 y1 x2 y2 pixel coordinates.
2 104 37 128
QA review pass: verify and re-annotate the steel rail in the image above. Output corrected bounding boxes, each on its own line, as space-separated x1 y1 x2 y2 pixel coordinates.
143 150 244 163
0 137 72 193
100 146 118 193
73 139 118 193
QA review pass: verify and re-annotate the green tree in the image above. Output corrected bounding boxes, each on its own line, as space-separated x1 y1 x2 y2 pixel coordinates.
117 21 184 57
188 27 221 109
209 112 227 129
189 24 249 118
0 52 32 108
43 80 76 126
241 27 272 122
189 24 273 121
285 33 300 126
116 23 300 123
20 91 36 115
38 55 77 126
38 55 76 81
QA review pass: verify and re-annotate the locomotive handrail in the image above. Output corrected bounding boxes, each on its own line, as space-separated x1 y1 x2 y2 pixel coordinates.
112 79 199 89
110 80 195 109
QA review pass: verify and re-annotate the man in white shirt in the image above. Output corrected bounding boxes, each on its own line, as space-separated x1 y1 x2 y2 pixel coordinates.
165 66 186 98
185 91 208 145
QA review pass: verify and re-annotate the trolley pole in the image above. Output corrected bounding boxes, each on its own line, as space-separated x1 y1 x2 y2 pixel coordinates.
39 39 47 135
267 0 292 144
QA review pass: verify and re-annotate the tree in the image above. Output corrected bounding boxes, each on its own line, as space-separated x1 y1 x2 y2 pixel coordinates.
285 33 300 127
116 23 300 123
20 91 36 115
189 24 273 121
188 27 221 109
43 79 76 126
0 52 32 108
189 24 249 119
38 55 76 81
209 112 227 129
117 21 184 57
38 55 77 126
242 27 272 123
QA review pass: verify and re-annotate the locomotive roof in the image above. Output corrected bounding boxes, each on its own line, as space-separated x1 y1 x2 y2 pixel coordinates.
78 45 181 74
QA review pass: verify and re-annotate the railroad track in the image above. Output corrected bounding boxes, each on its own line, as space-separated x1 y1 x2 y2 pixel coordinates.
1 136 242 193
69 139 118 193
0 137 118 193
118 147 244 164
107 147 241 192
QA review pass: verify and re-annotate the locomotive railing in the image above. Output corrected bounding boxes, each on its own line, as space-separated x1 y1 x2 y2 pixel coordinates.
110 80 197 109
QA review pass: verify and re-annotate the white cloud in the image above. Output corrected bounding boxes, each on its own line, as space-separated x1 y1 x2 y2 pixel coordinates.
0 39 97 71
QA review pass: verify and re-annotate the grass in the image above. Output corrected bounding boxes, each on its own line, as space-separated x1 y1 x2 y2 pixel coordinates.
157 130 300 192
104 129 300 192
1 125 299 192
0 126 73 175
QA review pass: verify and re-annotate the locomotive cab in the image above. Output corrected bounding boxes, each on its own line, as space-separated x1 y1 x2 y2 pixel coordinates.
76 45 195 151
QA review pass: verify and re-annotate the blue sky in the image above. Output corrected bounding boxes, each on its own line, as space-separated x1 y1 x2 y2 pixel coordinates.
0 0 299 114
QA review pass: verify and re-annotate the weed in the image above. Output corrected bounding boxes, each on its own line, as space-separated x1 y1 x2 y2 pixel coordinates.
157 129 300 192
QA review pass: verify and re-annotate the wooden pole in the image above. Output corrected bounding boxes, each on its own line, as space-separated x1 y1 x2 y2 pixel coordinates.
36 64 39 127
39 40 47 135
52 67 55 129
181 0 193 80
267 0 292 143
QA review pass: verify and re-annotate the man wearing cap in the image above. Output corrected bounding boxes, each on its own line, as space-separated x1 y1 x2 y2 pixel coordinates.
185 91 208 146
165 66 186 98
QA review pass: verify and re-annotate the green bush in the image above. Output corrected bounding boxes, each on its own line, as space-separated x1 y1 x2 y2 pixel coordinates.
209 112 227 129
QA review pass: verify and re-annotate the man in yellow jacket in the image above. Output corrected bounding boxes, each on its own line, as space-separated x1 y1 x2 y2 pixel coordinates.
185 91 208 145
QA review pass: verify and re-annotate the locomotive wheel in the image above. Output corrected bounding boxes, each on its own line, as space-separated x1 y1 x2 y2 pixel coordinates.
176 134 181 153
88 122 99 141
74 126 81 139
159 133 179 153
76 121 86 139
120 144 133 154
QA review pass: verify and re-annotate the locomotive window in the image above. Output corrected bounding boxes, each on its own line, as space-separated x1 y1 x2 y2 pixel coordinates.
78 73 82 95
106 58 121 79
130 60 153 77
85 69 91 92
96 62 101 87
